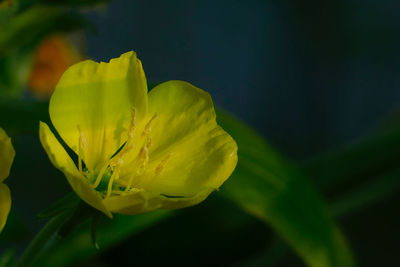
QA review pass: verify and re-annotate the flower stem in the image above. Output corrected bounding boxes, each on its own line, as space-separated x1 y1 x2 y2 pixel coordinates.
16 211 71 267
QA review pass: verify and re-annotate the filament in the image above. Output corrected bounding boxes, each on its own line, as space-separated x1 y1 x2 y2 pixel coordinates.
106 167 120 198
91 159 111 188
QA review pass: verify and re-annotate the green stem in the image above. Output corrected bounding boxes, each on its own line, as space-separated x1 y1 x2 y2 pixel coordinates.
16 211 71 267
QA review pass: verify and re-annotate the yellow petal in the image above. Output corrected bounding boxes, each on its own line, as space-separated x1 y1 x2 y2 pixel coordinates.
103 187 213 215
103 189 163 215
49 51 148 170
159 188 214 209
0 183 11 233
122 80 238 197
39 122 112 218
0 128 15 183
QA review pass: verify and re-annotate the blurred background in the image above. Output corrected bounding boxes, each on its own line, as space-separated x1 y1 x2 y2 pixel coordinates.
81 0 400 159
0 0 399 266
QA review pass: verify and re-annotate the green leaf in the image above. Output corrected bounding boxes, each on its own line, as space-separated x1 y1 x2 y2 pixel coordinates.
0 249 15 267
0 6 92 55
0 98 49 135
90 213 101 250
35 210 174 266
302 124 400 193
0 0 18 25
37 192 79 219
0 52 33 98
40 0 110 6
0 6 93 97
0 210 29 245
330 169 400 218
216 109 355 267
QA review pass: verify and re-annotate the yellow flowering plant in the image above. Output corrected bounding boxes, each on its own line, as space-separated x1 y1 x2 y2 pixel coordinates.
0 128 15 233
0 2 362 265
39 51 238 218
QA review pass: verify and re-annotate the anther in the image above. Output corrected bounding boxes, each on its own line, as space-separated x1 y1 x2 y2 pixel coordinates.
77 125 87 148
128 107 136 139
140 137 151 162
134 137 151 177
142 113 158 137
155 153 172 175
113 107 137 164
123 138 153 193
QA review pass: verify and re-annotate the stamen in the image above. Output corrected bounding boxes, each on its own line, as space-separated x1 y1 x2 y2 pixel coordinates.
111 107 136 164
128 107 136 139
142 113 158 137
137 137 152 171
77 125 87 173
155 153 173 175
106 167 120 198
91 159 110 188
123 137 152 193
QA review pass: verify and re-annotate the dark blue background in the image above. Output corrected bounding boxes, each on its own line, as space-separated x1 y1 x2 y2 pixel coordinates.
83 0 400 159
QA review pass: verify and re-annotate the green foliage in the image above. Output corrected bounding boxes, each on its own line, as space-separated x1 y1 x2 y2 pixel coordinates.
0 0 102 98
36 210 174 266
37 192 79 219
302 122 400 192
0 249 15 267
0 7 91 56
0 98 48 134
216 109 355 267
40 0 109 6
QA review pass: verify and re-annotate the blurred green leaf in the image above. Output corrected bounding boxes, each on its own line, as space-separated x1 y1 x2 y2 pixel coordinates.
0 0 18 25
0 249 15 267
0 210 28 245
0 6 91 56
216 109 355 267
37 192 79 219
330 170 400 218
40 0 109 6
0 98 48 135
0 52 33 98
239 165 400 266
302 124 400 194
0 6 93 97
35 210 174 266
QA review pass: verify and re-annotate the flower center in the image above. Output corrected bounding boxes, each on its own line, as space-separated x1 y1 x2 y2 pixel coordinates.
77 108 172 198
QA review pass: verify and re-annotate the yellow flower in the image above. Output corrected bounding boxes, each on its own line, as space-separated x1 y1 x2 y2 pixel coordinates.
0 128 15 232
39 51 238 217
